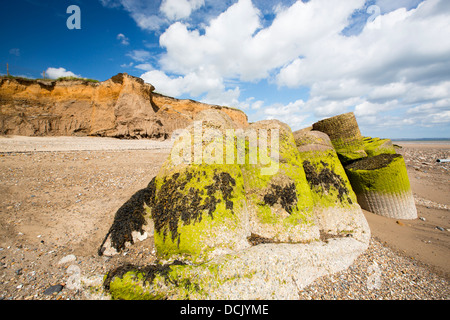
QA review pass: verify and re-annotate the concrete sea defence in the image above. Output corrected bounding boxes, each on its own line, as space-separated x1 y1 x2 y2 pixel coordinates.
100 111 372 300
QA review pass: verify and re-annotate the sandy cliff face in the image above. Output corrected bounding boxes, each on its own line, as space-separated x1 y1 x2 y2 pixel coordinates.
0 73 248 139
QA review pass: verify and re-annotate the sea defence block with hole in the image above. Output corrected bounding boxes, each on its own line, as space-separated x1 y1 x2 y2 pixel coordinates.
312 112 367 164
363 136 396 157
345 154 417 220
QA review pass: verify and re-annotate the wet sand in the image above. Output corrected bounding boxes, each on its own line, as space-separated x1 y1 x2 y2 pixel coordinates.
365 141 450 279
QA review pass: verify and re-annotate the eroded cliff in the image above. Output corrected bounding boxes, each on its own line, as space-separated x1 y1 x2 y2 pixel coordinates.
0 73 248 139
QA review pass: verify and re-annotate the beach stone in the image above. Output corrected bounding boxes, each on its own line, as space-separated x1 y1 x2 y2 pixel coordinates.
66 265 81 290
58 254 76 265
43 284 63 295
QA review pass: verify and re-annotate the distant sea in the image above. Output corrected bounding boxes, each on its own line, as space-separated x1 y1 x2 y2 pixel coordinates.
391 138 450 145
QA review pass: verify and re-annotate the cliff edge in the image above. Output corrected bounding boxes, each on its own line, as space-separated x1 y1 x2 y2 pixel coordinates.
0 73 248 139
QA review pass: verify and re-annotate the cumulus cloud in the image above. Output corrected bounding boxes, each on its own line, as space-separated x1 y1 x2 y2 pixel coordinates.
117 33 130 45
126 49 151 62
140 66 225 98
159 0 364 81
100 0 166 31
160 0 205 20
100 0 205 31
134 63 153 71
125 0 450 136
159 0 263 78
272 0 450 133
45 67 80 79
276 1 450 90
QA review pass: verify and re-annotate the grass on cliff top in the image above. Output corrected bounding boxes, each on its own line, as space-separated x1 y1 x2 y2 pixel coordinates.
1 75 99 83
55 76 99 83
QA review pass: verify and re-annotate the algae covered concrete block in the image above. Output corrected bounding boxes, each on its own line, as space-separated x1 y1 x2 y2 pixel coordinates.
100 112 372 300
105 236 370 300
151 111 251 264
312 112 367 164
241 120 318 243
294 130 368 238
363 136 396 157
345 154 417 220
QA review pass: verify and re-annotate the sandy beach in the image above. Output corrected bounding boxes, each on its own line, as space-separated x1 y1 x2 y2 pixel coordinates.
0 136 448 300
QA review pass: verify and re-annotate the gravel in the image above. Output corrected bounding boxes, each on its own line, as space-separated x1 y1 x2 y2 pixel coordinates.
298 238 449 300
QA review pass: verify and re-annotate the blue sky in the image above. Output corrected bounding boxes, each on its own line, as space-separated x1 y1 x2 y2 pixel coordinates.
1 0 450 139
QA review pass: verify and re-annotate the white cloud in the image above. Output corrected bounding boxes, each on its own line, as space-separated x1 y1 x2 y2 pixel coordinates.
45 67 80 79
100 0 205 31
269 0 450 135
354 100 399 117
276 0 450 91
114 0 450 136
100 0 167 31
126 49 151 62
117 33 130 45
134 63 153 71
261 99 312 130
160 0 205 20
158 0 364 82
140 67 224 98
121 62 134 68
159 0 263 78
141 70 184 96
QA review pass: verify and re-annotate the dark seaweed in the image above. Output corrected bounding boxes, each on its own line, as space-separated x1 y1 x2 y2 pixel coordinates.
247 233 277 245
151 170 236 247
103 260 189 293
98 178 157 255
303 160 352 204
263 183 298 214
345 153 401 171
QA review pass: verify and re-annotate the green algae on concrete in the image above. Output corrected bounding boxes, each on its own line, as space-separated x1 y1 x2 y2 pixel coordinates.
301 150 356 208
104 261 213 300
104 234 371 300
345 154 411 195
294 130 357 208
345 153 417 219
312 112 367 164
151 164 250 264
104 255 246 300
363 136 396 157
241 120 317 243
100 113 374 300
294 129 365 235
151 116 251 263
